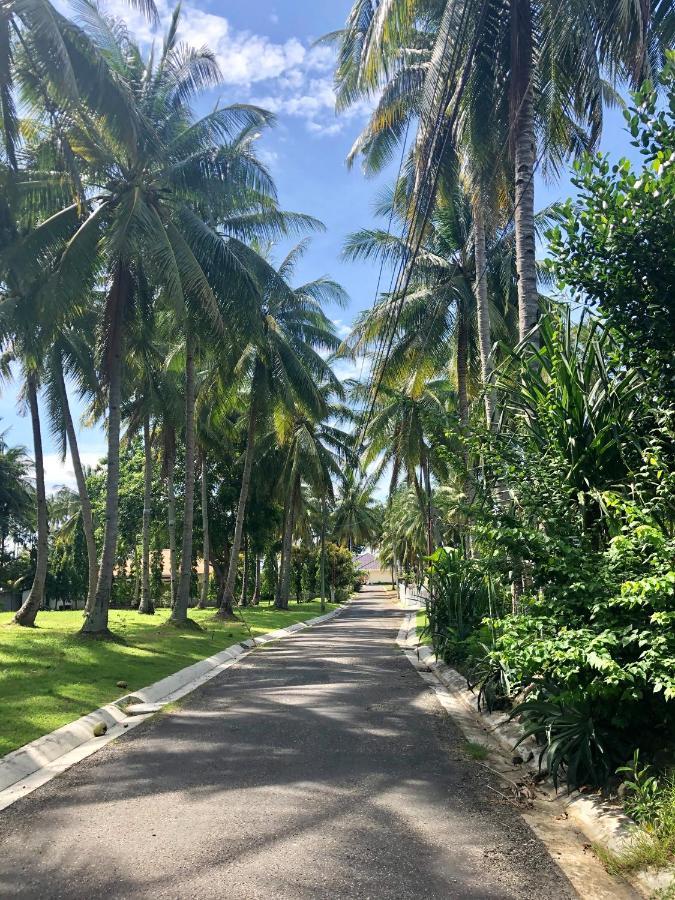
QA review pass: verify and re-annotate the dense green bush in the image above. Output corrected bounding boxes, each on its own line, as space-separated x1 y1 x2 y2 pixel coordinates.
427 546 504 668
286 542 362 602
426 306 675 786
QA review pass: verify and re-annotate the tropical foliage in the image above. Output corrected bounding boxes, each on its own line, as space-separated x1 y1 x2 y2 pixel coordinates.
0 0 365 638
0 0 673 829
334 0 675 798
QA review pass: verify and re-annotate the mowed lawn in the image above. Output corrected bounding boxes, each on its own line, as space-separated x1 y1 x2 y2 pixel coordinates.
0 602 337 757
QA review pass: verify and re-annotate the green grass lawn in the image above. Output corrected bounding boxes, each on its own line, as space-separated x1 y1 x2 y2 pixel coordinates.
416 609 432 646
0 601 337 757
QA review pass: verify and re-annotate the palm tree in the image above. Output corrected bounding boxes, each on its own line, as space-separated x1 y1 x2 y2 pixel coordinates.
118 266 165 616
0 0 158 168
273 388 352 610
343 185 518 430
153 360 184 610
331 471 381 551
0 429 33 584
333 0 668 349
43 308 99 612
169 152 325 624
11 366 47 625
0 153 90 630
216 242 347 617
380 484 431 581
18 8 279 634
0 164 73 625
198 449 210 609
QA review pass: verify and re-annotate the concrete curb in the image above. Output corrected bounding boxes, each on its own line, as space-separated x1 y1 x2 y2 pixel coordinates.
398 609 673 898
0 601 350 812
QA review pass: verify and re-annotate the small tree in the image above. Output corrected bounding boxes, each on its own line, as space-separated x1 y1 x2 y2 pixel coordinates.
261 551 278 603
302 548 318 601
548 55 675 403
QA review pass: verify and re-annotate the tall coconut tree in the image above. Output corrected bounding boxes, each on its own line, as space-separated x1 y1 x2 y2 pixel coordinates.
0 0 158 168
0 157 79 626
122 283 164 616
16 8 279 634
0 429 33 583
343 183 518 435
331 470 381 552
43 307 99 613
273 388 352 610
217 242 347 617
333 0 669 350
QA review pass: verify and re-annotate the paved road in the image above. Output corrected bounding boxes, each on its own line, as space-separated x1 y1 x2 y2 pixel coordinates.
0 588 574 899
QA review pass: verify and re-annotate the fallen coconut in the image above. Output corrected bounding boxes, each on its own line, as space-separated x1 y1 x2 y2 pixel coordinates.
93 721 108 737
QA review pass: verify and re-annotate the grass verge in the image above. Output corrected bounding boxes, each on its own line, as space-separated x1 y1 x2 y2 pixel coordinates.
464 740 490 761
415 609 432 646
595 771 675 878
0 601 337 756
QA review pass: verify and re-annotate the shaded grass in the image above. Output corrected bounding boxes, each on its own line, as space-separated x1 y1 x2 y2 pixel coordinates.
0 602 337 756
463 740 490 761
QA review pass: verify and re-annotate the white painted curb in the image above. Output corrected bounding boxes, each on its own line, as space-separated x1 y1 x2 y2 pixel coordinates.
0 601 350 812
397 609 674 898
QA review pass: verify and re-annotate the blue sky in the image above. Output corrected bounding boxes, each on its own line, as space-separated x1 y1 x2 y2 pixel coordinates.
1 0 644 489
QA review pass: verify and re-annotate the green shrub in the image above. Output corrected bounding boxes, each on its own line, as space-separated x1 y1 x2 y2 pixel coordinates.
598 753 675 875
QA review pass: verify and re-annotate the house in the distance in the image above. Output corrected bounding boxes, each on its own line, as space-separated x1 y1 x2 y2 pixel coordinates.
354 552 391 585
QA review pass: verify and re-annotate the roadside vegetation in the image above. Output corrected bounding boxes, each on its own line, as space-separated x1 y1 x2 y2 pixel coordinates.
0 0 673 881
335 0 675 873
596 753 675 877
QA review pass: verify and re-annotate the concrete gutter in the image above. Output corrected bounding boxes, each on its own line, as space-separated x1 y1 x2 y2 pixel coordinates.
397 608 674 898
0 602 348 812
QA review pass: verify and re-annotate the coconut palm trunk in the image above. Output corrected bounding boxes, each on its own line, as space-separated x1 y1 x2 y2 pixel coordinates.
320 495 327 613
240 535 249 606
276 476 298 611
81 264 127 636
165 440 178 609
511 0 538 342
13 372 48 626
251 554 261 606
138 414 154 614
133 543 140 607
218 374 260 618
198 451 210 609
473 202 494 425
171 330 196 624
55 364 98 613
424 455 434 556
456 298 476 556
456 299 470 428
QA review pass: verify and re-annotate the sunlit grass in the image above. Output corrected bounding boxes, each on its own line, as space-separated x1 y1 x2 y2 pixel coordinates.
595 775 675 876
0 601 336 756
416 609 432 646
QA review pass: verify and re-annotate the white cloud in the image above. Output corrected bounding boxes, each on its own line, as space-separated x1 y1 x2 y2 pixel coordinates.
83 0 374 136
43 449 105 493
332 318 352 339
332 355 371 385
258 147 280 170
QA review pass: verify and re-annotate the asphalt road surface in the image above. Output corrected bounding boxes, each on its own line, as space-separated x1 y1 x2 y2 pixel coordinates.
0 588 575 899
